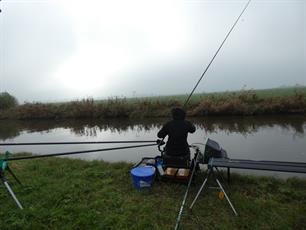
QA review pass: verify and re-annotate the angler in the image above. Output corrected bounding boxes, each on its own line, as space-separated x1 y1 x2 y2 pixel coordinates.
157 107 196 168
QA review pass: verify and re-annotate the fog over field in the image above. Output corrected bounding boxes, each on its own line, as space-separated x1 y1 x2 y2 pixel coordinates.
0 0 305 102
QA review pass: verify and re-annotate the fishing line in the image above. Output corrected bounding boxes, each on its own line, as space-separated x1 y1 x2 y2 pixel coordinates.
4 143 158 161
0 140 158 146
183 0 252 109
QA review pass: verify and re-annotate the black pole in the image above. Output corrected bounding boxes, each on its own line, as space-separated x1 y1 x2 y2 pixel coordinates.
174 151 200 230
4 143 158 162
0 140 157 146
183 0 252 109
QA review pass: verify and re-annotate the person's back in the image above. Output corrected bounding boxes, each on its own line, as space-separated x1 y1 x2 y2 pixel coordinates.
157 108 196 156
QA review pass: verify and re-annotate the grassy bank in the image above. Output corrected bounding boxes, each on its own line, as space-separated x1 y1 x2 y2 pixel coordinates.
1 154 306 229
0 87 306 120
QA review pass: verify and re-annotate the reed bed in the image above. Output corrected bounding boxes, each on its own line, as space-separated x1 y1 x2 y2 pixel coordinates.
0 89 305 120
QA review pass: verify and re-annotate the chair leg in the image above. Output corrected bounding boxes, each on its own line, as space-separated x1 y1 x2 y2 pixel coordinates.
227 167 231 184
189 168 211 210
215 178 237 216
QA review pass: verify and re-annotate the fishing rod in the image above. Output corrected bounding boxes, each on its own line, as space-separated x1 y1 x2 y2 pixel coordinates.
175 1 252 229
0 140 158 146
174 150 200 230
183 0 252 109
3 143 158 162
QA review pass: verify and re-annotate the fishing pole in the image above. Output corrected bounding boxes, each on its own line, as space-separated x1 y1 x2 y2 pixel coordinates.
174 149 200 230
175 1 252 229
183 0 252 109
4 143 158 162
0 140 158 146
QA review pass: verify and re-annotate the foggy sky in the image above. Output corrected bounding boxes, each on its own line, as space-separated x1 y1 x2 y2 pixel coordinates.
0 0 305 102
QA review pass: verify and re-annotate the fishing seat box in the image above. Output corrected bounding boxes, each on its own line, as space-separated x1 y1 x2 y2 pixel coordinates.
165 168 190 179
162 153 190 168
161 167 190 183
161 154 191 182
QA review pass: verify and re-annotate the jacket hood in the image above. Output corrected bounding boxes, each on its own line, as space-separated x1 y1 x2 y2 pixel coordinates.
171 107 186 120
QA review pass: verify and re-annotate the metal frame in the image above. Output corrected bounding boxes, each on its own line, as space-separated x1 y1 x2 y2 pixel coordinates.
1 152 23 209
1 171 23 209
189 165 237 216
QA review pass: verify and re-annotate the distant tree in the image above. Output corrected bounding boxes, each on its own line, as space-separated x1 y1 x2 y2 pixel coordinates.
0 92 18 111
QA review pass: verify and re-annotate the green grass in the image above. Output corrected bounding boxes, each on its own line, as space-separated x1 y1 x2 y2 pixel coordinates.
123 86 306 104
1 154 306 229
248 86 306 98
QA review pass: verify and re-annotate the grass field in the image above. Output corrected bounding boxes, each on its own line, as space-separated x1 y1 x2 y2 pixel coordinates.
1 154 306 229
124 86 306 104
0 86 305 120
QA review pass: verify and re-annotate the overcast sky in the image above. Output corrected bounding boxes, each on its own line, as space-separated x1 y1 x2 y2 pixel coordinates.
0 0 305 102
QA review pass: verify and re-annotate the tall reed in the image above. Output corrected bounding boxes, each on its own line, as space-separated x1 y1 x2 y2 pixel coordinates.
0 90 305 120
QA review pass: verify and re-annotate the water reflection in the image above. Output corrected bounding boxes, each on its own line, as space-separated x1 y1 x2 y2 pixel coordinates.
0 115 305 140
0 122 21 141
0 119 163 139
196 115 306 138
0 115 305 178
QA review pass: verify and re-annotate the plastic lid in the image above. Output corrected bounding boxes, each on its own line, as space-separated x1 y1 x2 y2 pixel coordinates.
131 166 155 177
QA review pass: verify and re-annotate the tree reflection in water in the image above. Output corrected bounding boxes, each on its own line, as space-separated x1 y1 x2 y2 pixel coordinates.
0 115 305 141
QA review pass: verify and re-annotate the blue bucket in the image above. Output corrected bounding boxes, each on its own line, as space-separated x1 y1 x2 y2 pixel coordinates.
131 166 156 189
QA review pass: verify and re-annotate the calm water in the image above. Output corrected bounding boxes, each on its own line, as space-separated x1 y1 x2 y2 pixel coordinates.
1 115 306 178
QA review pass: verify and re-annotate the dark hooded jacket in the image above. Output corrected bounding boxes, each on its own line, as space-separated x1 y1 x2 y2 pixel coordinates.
157 108 196 156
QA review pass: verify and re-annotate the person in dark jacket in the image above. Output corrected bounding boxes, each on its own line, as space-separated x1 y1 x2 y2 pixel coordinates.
157 107 196 157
